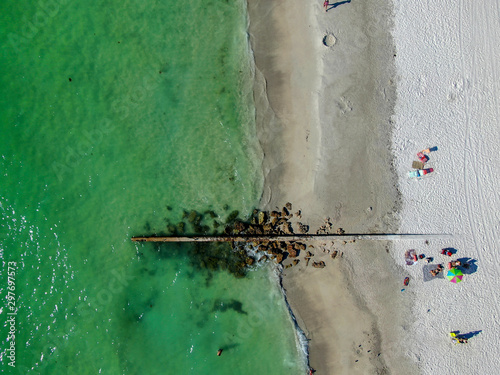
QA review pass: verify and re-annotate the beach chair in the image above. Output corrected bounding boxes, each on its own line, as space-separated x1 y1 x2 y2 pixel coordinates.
408 168 434 178
450 332 459 343
417 152 429 163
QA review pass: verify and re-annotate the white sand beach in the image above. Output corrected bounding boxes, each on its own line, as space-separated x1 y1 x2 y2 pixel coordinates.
390 0 500 373
248 0 500 373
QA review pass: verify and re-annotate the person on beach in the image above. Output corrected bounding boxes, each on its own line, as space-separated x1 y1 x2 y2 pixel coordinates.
441 248 453 256
450 332 468 344
325 0 352 11
430 264 444 277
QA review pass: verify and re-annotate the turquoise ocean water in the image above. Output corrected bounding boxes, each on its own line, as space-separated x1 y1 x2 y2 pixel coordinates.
0 0 306 373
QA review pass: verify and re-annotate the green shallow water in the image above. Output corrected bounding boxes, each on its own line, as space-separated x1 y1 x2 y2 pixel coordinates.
0 0 306 373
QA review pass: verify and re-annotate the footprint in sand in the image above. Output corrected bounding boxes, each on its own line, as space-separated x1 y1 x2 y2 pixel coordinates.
447 77 470 102
336 96 352 115
351 32 369 51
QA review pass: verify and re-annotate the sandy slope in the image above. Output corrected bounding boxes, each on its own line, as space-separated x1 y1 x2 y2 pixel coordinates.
391 0 500 373
247 0 500 373
247 0 413 374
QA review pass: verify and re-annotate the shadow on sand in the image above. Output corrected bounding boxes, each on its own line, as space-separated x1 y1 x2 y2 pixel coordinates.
452 330 482 340
327 1 351 11
458 257 478 275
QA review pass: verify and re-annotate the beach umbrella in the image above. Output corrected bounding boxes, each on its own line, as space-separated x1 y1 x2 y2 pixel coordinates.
447 268 464 283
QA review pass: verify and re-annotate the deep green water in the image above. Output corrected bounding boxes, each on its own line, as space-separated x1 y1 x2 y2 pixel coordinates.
0 0 306 373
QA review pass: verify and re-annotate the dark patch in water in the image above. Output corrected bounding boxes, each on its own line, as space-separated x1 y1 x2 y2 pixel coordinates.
212 299 247 315
123 290 159 326
226 210 239 223
153 242 186 260
137 208 256 277
139 266 157 276
191 242 248 278
204 271 214 287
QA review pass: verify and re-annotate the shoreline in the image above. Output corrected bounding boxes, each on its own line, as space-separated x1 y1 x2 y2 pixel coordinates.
247 0 416 373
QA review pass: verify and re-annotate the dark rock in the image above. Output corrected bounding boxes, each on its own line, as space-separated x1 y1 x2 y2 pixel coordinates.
188 210 198 223
263 224 272 233
226 210 239 223
283 222 293 234
298 222 309 234
278 217 288 225
177 222 185 233
205 210 217 218
258 211 266 225
234 221 246 232
294 243 306 251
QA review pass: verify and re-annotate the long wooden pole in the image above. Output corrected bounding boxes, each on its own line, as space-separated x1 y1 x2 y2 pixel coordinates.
131 233 452 242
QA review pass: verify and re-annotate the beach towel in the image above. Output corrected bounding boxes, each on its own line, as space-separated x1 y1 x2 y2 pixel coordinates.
404 249 417 265
412 161 425 169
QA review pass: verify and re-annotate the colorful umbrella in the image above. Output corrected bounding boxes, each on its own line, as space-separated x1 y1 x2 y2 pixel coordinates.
447 268 464 283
